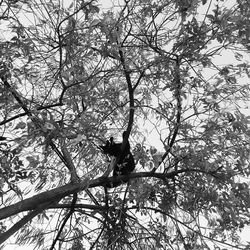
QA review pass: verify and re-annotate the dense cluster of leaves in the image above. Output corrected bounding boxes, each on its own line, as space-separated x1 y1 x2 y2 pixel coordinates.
0 0 250 249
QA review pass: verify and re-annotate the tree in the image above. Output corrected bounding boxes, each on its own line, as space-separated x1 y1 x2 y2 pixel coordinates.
0 0 250 249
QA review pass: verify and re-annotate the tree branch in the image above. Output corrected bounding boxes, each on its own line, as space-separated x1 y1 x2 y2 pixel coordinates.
49 193 77 250
0 77 77 180
0 168 202 221
118 48 134 137
0 102 64 126
151 56 182 173
0 200 58 245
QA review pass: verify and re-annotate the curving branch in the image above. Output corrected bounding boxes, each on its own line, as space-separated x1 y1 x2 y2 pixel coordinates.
132 206 244 250
118 48 134 139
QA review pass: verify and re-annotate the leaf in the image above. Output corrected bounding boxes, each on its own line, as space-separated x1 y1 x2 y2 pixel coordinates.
44 122 54 130
234 52 243 61
26 156 39 169
90 19 100 27
14 121 26 130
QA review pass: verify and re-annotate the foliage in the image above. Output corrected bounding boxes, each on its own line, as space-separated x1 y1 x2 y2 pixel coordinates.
0 0 250 249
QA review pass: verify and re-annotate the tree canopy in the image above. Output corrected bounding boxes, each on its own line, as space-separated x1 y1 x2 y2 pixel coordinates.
0 0 250 249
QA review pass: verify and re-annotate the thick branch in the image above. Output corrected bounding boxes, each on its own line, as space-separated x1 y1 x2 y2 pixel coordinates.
0 169 195 221
0 201 57 244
